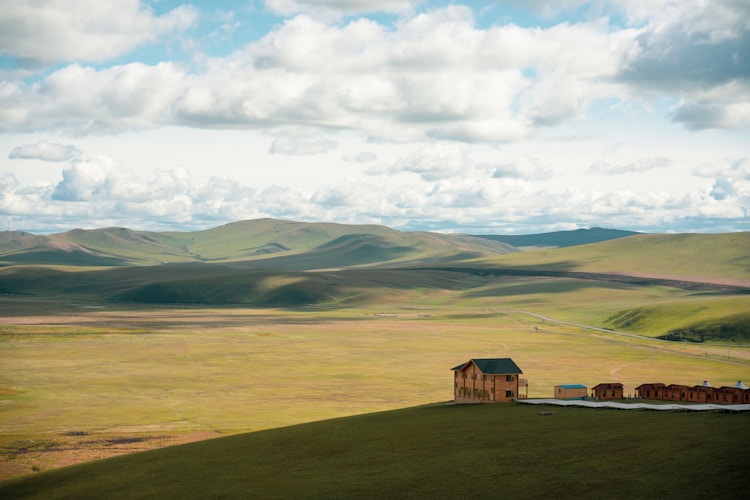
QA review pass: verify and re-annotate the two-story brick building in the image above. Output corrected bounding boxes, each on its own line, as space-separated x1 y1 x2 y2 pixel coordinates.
452 358 523 404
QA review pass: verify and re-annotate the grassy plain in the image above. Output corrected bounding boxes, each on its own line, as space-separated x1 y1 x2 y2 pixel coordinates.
2 293 749 480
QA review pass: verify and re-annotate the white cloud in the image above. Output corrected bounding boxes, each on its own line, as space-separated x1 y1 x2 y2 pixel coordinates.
1 6 641 140
0 173 19 193
670 83 750 130
1 151 746 234
52 155 116 201
1 62 186 132
9 140 81 162
693 157 750 202
0 0 197 66
264 0 420 20
1 2 748 235
588 157 670 175
615 0 750 130
391 143 470 181
270 136 338 155
490 156 552 180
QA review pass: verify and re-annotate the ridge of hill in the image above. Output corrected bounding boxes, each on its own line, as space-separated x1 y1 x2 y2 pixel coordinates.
472 227 639 248
0 219 645 268
0 219 518 268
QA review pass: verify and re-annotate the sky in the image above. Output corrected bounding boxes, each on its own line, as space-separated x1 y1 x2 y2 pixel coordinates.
0 0 748 235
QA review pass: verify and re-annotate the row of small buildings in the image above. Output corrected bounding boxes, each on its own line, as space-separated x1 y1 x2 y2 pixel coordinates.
452 357 750 405
635 381 750 404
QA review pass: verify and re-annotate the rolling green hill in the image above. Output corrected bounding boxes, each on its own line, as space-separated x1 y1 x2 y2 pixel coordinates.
473 227 639 248
475 232 750 284
2 221 748 343
1 403 747 499
0 219 518 267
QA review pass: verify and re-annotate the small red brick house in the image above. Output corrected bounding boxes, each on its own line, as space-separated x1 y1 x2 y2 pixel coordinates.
592 383 624 400
452 358 523 404
554 384 587 400
635 383 665 400
715 382 750 404
663 384 690 401
663 383 689 402
737 381 750 403
687 382 714 403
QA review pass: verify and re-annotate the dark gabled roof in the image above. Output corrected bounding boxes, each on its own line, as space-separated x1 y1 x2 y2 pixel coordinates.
592 383 623 390
451 358 523 375
665 383 689 389
635 383 666 390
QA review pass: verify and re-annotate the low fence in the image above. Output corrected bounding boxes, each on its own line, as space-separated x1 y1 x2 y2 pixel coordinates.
516 398 750 413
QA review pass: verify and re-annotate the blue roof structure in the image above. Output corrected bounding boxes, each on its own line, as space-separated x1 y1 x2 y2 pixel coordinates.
558 384 587 389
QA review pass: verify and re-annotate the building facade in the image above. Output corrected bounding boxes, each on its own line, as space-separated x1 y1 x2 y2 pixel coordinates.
592 383 624 400
635 383 666 400
637 381 748 404
452 358 523 404
554 384 587 400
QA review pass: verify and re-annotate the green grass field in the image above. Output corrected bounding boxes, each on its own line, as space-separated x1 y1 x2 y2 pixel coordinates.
1 297 749 481
1 403 748 499
1 227 749 489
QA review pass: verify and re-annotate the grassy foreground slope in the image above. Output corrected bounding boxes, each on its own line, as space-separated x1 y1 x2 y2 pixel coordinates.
1 403 747 499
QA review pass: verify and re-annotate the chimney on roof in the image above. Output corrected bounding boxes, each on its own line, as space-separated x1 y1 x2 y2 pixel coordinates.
733 381 748 389
701 380 711 387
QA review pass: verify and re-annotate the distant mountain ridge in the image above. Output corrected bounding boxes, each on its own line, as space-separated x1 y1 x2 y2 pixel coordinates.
0 220 641 268
1 220 748 333
472 227 640 248
0 218 522 268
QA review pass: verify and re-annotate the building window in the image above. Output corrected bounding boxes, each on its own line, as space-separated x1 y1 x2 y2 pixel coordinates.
506 375 515 382
505 390 515 398
462 373 467 379
472 373 477 380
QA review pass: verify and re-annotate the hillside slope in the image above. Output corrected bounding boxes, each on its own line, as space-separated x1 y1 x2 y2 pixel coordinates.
0 404 746 499
475 232 750 286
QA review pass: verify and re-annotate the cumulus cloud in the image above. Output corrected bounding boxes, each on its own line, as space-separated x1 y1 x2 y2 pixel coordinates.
670 82 750 130
52 156 118 201
1 5 639 140
1 153 747 234
1 62 186 132
47 153 193 211
0 0 197 66
9 140 81 162
490 156 552 180
693 157 750 202
616 0 750 130
1 1 748 138
391 143 470 181
588 157 670 175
